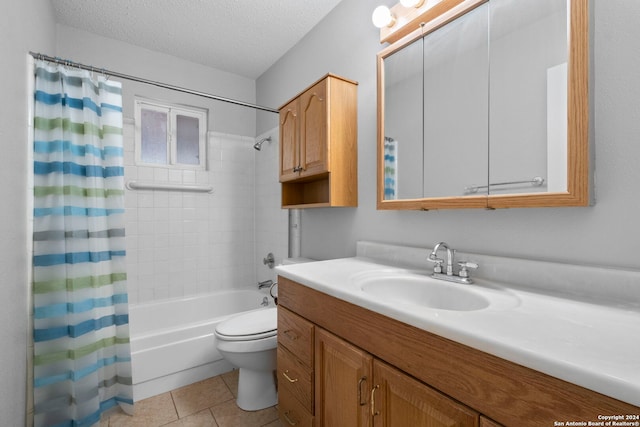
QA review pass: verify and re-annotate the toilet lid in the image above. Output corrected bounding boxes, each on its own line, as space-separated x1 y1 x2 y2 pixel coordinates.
216 307 277 339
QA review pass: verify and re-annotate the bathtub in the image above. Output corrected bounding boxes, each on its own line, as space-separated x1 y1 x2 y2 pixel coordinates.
129 289 274 401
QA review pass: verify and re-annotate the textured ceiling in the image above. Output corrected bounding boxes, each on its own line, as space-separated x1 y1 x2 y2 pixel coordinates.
51 0 344 79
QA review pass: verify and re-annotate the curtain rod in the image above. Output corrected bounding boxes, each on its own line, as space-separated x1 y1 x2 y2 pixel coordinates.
29 51 279 114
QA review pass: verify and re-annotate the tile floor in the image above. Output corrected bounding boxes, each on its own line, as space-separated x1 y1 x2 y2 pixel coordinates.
101 370 283 427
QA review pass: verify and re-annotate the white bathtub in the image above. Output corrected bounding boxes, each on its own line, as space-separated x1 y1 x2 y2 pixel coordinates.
129 289 274 401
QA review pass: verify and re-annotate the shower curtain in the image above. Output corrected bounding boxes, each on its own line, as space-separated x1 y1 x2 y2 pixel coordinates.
32 60 133 426
384 136 398 199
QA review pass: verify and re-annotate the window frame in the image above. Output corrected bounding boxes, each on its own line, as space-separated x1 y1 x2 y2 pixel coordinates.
134 98 208 170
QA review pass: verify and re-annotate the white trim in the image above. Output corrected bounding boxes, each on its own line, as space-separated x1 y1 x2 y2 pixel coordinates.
134 98 208 170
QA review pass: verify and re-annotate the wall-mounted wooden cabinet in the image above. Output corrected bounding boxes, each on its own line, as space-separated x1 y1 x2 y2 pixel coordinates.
279 74 358 209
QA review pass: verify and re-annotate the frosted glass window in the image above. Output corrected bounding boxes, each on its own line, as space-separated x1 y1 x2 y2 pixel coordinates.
141 109 168 164
135 99 207 169
176 115 200 165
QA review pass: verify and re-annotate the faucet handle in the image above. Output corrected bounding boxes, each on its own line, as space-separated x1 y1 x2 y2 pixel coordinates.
457 261 478 278
426 255 444 273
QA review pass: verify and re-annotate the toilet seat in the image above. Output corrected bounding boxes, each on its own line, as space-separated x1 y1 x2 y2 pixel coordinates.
215 307 277 342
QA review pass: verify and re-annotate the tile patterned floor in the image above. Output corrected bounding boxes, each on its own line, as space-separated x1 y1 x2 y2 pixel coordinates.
101 370 284 427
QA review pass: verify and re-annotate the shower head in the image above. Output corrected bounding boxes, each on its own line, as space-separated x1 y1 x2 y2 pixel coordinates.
253 136 272 151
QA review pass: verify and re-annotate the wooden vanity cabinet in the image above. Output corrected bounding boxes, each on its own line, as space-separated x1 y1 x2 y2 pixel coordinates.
279 73 358 208
277 276 640 427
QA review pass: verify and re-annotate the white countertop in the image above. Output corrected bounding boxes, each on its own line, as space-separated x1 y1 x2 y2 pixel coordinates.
275 255 640 408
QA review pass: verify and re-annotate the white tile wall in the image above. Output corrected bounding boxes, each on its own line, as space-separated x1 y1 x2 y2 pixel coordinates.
123 119 287 304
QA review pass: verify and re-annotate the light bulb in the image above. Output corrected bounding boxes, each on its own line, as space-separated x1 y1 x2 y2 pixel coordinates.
372 5 395 28
400 0 425 7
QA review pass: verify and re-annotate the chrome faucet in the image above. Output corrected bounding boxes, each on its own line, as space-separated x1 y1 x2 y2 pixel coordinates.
427 242 478 284
428 242 455 276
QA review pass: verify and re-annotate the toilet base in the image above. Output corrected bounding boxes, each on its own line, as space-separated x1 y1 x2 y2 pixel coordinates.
236 368 278 411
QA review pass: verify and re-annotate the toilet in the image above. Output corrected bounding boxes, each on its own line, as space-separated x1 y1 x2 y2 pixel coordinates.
215 307 278 411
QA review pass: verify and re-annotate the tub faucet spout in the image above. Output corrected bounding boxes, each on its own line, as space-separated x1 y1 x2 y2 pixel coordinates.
258 280 273 289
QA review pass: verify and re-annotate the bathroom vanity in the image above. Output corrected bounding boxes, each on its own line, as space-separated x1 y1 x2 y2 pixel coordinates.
275 242 640 427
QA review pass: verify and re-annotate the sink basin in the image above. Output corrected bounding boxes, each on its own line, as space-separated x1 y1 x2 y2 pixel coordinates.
356 273 490 311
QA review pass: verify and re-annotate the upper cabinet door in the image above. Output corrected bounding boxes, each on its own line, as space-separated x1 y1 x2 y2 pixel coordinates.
279 98 300 182
299 79 328 178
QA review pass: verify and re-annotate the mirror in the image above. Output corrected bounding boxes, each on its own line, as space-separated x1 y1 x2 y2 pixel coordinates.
377 0 590 210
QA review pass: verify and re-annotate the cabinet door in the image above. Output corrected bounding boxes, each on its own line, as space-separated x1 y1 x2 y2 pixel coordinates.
315 328 372 427
280 98 300 182
299 78 328 178
372 360 478 427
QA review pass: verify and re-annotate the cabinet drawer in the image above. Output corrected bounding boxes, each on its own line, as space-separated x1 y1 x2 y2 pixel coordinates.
279 384 314 427
278 345 313 413
278 306 314 367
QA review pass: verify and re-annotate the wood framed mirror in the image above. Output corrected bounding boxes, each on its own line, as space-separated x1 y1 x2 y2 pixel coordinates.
377 0 591 210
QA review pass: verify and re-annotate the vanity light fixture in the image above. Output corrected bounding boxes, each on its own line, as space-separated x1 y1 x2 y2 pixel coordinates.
372 5 396 28
373 0 424 30
373 0 464 44
400 0 425 7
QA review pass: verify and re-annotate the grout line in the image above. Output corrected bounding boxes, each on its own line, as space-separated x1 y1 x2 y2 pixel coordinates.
168 390 180 421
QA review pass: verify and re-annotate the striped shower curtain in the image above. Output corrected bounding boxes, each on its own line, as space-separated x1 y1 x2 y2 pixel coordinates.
32 60 133 426
384 137 397 199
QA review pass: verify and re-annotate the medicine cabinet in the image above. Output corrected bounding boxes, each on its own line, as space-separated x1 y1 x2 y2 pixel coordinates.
377 0 591 210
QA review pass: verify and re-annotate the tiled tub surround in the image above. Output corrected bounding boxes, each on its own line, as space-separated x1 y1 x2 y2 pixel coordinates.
275 241 640 408
122 120 287 304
